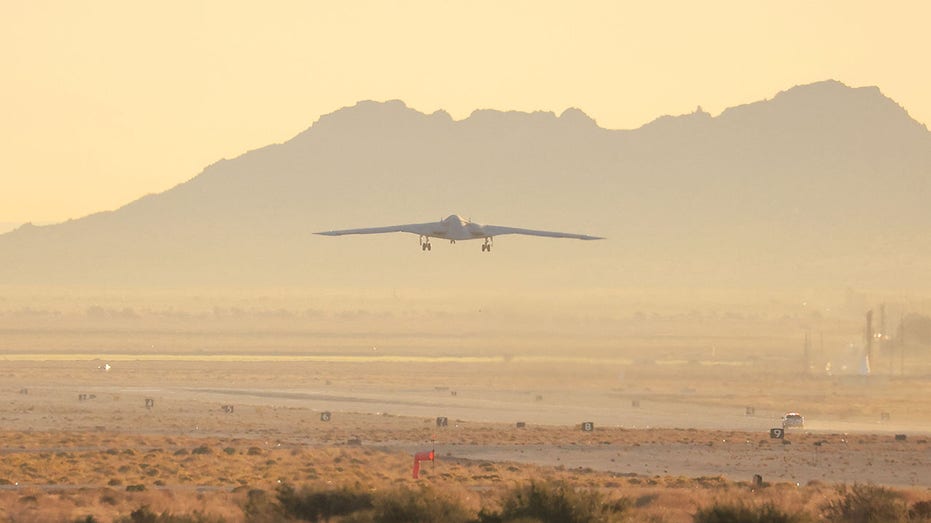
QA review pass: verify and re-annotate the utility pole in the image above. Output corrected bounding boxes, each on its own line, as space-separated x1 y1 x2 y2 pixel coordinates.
820 330 824 362
898 318 906 376
881 304 891 374
803 329 811 373
864 310 873 375
880 304 886 339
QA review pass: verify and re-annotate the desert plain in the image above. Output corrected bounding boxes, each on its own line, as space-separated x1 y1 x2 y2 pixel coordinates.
1 289 930 521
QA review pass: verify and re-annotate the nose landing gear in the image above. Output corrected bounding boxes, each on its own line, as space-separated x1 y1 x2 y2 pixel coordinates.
481 237 493 252
420 236 432 251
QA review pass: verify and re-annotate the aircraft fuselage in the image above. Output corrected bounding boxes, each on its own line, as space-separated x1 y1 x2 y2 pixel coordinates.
422 215 486 241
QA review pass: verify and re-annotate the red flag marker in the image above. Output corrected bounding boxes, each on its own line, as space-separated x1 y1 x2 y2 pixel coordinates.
412 450 435 479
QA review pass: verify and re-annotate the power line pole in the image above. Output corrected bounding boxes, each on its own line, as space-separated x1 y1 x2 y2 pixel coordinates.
898 318 905 376
864 309 873 375
803 329 811 373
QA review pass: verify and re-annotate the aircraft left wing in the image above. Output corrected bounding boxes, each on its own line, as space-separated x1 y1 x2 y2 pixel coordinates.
315 221 444 237
479 225 603 240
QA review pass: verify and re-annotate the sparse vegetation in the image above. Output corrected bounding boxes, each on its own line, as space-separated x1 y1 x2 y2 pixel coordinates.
114 505 226 523
479 479 630 523
692 502 811 523
0 458 927 523
820 483 909 523
276 483 374 522
61 479 931 523
367 485 472 523
910 500 931 521
0 427 929 522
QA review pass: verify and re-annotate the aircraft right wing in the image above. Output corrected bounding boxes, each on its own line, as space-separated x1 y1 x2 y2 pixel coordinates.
315 221 445 237
480 224 604 240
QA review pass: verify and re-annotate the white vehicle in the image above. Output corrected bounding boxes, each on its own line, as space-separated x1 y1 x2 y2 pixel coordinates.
782 412 804 428
316 214 604 252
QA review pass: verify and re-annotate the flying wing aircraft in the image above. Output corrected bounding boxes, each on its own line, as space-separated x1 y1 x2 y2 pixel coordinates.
315 214 603 252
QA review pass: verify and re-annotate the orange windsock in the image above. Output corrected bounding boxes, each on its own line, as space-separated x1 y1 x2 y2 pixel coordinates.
412 450 435 478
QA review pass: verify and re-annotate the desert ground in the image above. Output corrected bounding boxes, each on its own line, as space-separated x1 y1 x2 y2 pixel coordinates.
1 290 930 521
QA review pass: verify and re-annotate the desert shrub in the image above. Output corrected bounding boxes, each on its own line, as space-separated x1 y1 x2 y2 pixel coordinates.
482 479 629 523
115 505 226 523
695 476 729 489
364 485 471 523
277 483 374 522
634 494 659 508
126 484 147 492
242 489 284 523
74 517 100 523
911 500 931 521
223 447 237 455
820 483 908 523
192 445 212 455
247 447 263 455
693 502 811 523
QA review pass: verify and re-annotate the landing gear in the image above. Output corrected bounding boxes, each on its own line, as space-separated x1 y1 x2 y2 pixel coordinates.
481 237 493 252
420 236 432 251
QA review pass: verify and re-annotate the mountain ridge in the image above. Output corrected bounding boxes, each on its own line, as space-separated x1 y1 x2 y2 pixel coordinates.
2 80 930 289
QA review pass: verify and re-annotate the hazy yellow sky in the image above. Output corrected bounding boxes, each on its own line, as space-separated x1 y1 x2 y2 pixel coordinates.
2 1 929 228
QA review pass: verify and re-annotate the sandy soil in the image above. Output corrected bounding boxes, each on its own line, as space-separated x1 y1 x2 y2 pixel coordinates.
2 357 928 492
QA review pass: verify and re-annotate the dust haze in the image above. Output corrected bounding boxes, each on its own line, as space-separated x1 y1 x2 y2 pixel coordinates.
3 81 931 520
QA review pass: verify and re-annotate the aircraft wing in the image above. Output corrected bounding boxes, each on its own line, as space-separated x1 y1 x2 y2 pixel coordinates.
480 224 604 240
315 221 444 237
